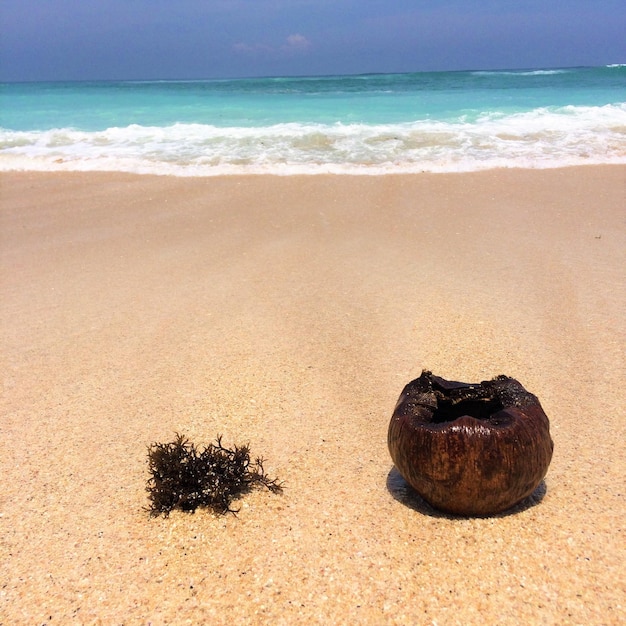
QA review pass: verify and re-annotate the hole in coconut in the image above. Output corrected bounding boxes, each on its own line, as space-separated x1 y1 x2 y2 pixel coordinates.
430 396 504 423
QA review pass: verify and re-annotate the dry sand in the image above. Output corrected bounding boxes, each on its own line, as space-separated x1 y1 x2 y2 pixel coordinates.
1 167 625 624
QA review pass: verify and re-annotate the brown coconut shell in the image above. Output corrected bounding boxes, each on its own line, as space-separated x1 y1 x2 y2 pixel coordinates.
388 371 554 516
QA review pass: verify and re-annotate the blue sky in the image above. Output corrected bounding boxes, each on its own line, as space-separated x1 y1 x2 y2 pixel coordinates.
1 0 625 81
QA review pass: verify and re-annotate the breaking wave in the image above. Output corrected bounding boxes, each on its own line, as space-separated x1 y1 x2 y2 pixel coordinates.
1 103 625 175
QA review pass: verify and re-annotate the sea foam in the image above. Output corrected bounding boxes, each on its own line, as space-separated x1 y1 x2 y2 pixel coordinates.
1 103 625 175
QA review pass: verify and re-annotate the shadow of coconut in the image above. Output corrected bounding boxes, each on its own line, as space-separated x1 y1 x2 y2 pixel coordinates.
386 466 547 519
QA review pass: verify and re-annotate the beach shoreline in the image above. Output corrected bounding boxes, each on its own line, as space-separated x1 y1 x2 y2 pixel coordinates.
1 166 625 624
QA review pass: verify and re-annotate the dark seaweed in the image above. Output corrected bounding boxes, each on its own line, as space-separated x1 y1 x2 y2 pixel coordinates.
146 434 283 517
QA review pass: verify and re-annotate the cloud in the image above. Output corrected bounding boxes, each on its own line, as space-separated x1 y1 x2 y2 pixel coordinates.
233 34 311 56
284 33 310 50
232 42 269 54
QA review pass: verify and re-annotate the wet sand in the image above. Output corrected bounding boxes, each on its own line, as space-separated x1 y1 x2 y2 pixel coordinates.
1 167 625 624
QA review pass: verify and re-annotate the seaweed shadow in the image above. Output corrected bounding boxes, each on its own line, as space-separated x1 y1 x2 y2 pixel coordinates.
386 466 547 520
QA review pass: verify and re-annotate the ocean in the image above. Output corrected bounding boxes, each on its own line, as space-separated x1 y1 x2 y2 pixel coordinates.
1 65 625 175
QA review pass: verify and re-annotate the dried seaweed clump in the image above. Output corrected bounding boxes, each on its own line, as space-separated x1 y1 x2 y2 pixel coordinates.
146 434 283 517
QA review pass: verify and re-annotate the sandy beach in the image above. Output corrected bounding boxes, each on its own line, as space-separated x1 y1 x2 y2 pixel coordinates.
1 167 624 624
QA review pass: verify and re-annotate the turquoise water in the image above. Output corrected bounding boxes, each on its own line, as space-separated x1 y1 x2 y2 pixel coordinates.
1 65 625 174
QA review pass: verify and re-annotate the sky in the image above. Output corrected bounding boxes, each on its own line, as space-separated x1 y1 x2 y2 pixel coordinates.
1 0 625 81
